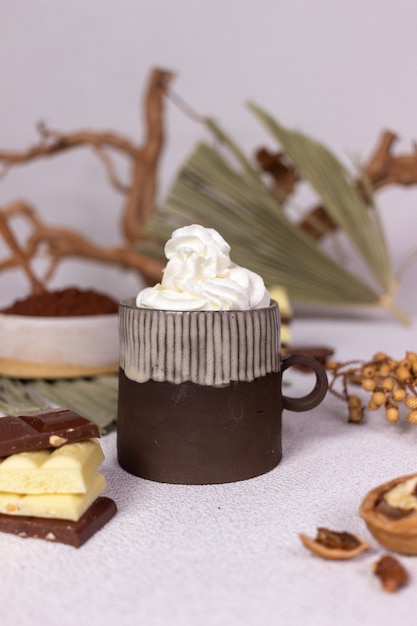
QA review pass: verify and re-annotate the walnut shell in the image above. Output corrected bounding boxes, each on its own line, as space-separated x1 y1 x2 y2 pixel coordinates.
359 473 417 555
299 528 370 560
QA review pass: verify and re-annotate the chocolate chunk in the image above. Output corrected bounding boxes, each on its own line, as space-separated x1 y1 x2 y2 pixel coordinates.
284 345 334 370
0 409 100 456
0 497 117 547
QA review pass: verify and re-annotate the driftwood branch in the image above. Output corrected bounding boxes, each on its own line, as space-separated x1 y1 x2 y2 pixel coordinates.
0 205 46 294
0 67 173 293
366 130 417 189
121 68 174 243
255 148 299 197
257 130 417 240
1 201 165 285
0 124 138 164
0 67 173 246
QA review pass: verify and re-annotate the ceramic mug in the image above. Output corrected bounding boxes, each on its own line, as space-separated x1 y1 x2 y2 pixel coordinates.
117 299 328 484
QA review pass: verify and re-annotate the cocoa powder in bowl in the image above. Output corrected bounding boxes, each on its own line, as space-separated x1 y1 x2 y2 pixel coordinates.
1 288 118 317
0 288 119 378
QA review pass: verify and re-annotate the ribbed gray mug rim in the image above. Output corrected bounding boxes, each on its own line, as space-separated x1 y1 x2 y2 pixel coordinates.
119 299 281 386
119 298 279 314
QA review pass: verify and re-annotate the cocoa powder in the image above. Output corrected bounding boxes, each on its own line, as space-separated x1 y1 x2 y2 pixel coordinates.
1 288 119 317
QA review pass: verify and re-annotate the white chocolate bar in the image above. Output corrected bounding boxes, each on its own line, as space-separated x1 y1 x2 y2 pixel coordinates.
0 439 104 494
0 472 106 521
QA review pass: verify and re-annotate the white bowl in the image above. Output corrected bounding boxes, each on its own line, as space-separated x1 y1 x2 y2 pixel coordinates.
0 312 119 378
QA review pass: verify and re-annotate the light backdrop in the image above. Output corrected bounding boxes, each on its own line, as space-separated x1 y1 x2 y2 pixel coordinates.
1 0 416 318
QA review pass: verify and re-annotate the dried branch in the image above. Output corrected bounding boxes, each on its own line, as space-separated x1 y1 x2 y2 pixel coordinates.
0 67 174 247
326 350 417 425
0 67 173 293
90 144 130 194
257 130 417 240
366 130 417 190
121 68 174 243
255 148 299 197
0 204 46 294
0 125 138 164
2 201 165 285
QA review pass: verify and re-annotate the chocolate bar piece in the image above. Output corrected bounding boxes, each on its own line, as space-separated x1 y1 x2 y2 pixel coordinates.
0 473 106 521
0 496 117 547
0 409 100 456
0 439 104 494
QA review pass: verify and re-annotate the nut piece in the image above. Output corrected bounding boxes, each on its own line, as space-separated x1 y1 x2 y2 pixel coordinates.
299 527 370 560
383 475 417 512
373 555 409 592
48 435 68 447
360 473 417 554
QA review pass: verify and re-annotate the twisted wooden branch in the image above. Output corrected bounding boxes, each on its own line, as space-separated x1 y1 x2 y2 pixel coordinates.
0 205 46 293
1 201 164 285
0 67 173 292
121 68 174 243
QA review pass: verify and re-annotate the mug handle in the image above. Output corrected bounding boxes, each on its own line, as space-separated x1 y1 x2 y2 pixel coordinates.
281 354 328 412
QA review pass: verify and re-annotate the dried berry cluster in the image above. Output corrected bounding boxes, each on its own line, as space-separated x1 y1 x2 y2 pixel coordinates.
327 351 417 424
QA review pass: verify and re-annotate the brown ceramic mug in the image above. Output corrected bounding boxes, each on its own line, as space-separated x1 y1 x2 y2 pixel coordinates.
117 299 328 484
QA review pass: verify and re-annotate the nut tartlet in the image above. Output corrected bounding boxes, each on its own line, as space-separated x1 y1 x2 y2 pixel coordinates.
359 473 417 555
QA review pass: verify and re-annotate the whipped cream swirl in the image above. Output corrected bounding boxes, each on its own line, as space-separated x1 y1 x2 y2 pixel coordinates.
136 225 270 311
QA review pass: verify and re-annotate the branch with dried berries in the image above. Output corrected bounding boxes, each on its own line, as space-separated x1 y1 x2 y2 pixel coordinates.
327 351 417 424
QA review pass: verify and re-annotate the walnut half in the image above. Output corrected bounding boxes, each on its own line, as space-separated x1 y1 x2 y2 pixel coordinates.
299 527 370 560
360 473 417 555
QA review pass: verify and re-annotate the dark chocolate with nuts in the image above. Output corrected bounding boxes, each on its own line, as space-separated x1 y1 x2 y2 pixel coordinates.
0 497 117 548
0 409 100 456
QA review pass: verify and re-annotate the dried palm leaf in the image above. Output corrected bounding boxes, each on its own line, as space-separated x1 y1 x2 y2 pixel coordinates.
248 103 393 292
145 110 407 322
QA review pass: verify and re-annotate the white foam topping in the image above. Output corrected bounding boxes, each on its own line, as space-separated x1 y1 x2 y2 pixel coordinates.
136 225 270 311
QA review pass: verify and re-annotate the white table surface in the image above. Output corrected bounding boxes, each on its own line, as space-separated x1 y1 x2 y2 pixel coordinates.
1 312 417 626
